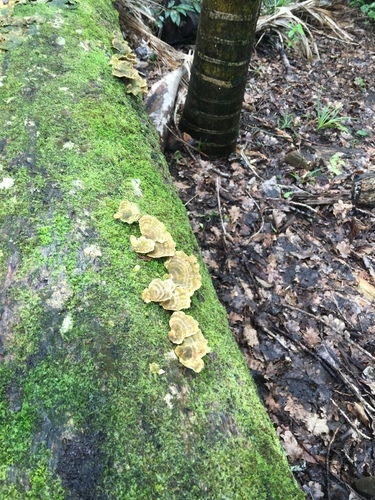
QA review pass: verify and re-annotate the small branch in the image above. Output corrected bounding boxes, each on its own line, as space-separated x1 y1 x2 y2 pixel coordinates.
287 200 319 214
240 148 262 179
256 323 290 351
209 166 230 178
326 424 342 500
215 176 227 248
330 399 371 440
184 193 199 206
284 303 375 363
276 41 293 76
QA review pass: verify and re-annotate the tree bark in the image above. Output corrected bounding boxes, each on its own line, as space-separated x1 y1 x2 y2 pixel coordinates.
352 173 375 208
0 0 303 498
179 0 262 156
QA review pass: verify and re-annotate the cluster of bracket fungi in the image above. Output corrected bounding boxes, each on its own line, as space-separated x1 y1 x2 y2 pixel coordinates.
114 200 211 373
110 32 148 96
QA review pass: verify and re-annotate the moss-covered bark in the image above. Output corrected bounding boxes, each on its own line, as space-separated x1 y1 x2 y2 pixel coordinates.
0 0 303 498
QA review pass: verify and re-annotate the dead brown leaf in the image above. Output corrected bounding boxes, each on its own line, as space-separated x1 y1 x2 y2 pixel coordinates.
357 276 375 301
279 429 304 462
243 323 259 347
302 326 321 348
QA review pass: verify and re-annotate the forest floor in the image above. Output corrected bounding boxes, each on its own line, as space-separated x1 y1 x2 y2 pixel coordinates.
129 7 375 499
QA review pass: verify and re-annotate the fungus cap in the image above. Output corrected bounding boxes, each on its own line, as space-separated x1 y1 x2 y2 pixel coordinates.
165 251 201 293
178 357 205 373
175 330 210 373
147 238 176 258
168 311 200 344
142 278 176 303
139 215 172 243
114 200 141 224
130 235 155 254
110 55 139 79
159 286 191 311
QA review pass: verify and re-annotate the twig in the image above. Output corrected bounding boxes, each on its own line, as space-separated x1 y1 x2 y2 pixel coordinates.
184 193 199 206
244 189 266 241
240 148 262 179
215 177 227 247
288 200 320 214
284 303 375 363
247 218 265 242
276 303 375 414
165 125 198 161
330 399 371 440
326 424 342 500
245 189 261 211
346 337 375 364
276 41 293 76
299 439 365 499
254 323 290 351
355 206 375 218
328 296 375 363
209 166 230 178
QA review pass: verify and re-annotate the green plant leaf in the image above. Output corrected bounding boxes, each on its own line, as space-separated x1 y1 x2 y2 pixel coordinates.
169 9 181 25
283 191 294 199
356 129 369 137
328 153 344 176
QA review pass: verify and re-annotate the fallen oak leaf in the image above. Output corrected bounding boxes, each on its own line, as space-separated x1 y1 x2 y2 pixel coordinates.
280 429 304 462
336 241 351 259
305 414 329 436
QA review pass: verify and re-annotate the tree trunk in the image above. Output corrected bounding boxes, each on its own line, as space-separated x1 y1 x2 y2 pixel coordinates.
0 0 303 498
179 0 262 156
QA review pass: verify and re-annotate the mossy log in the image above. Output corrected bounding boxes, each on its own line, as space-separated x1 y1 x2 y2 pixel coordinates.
0 0 303 498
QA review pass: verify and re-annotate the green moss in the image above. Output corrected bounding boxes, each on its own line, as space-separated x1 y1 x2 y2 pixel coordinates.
0 0 303 498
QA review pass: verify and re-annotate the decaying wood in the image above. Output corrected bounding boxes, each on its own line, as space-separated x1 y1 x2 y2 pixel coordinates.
145 66 187 148
352 173 375 208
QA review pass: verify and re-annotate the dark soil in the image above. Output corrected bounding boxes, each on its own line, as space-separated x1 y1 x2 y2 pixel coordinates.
136 7 375 499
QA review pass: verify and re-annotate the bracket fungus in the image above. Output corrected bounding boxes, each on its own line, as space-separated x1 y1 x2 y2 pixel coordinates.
165 251 201 294
110 33 147 96
130 235 155 254
147 238 176 258
142 278 176 304
168 311 200 344
174 330 211 373
114 200 210 371
114 200 141 224
139 215 173 244
111 33 137 62
159 286 191 311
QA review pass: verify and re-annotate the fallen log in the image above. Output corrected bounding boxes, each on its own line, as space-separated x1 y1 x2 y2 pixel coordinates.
0 0 303 498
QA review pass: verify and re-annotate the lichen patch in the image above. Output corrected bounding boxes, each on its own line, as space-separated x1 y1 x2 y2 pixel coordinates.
45 279 73 310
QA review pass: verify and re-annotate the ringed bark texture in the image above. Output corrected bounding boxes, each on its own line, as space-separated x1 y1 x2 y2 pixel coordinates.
180 0 262 156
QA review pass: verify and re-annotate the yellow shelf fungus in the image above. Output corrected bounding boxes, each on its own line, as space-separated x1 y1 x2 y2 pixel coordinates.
147 238 176 258
175 330 211 373
139 215 173 244
130 235 155 254
168 311 200 344
165 251 202 294
159 286 191 311
110 32 147 96
142 278 176 303
114 200 141 224
114 200 210 372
